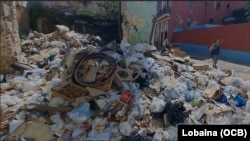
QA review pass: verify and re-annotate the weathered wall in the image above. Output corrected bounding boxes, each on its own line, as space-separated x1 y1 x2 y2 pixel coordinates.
173 23 250 51
121 1 157 44
0 1 22 73
173 23 250 65
168 1 245 42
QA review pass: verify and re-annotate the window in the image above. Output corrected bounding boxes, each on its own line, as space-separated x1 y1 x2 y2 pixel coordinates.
216 2 221 10
189 0 194 8
165 21 168 32
209 18 214 23
226 3 230 9
161 23 165 40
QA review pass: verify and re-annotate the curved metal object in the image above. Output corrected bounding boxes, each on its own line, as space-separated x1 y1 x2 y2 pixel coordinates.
115 68 141 81
72 52 116 87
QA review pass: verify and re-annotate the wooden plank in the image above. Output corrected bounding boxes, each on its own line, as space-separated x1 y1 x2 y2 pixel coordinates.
20 105 74 112
86 87 107 97
94 74 115 91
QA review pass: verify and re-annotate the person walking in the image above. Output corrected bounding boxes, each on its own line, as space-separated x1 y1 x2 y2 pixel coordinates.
210 39 223 68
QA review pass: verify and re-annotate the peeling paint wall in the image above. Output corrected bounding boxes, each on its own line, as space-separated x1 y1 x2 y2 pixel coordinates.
121 1 157 44
1 1 22 73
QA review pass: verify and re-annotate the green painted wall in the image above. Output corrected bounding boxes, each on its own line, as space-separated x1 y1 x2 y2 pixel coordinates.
121 1 157 45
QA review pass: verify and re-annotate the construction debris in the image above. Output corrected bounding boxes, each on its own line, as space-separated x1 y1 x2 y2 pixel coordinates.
1 25 250 141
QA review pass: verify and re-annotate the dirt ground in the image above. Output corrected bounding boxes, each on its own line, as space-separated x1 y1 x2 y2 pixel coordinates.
191 58 250 81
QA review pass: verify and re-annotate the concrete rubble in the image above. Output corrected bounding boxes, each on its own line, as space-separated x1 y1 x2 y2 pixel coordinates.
1 25 250 141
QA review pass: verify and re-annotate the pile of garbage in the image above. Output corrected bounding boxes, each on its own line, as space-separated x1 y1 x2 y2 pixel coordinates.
1 25 250 141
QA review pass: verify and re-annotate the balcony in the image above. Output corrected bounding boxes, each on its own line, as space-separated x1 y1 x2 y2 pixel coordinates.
157 7 171 17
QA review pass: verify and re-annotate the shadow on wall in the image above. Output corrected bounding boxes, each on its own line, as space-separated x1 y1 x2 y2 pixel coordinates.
179 43 250 66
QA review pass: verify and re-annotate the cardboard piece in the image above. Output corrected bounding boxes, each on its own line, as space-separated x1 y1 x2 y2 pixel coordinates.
204 85 222 100
51 81 88 103
87 87 107 97
171 48 186 57
193 64 209 71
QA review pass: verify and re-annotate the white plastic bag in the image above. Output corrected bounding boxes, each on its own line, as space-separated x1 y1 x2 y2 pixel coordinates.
167 126 178 141
119 122 132 136
120 39 132 57
68 103 92 123
149 97 166 113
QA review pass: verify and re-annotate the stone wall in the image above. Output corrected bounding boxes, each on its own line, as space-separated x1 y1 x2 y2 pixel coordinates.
0 1 22 73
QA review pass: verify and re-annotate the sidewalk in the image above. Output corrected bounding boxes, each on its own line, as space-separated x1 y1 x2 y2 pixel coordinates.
191 57 250 81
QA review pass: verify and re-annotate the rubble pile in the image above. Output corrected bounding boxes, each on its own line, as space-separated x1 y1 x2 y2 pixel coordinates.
1 25 250 141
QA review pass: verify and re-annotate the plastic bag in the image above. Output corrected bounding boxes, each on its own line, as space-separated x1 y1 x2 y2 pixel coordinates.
180 90 195 102
152 128 163 141
140 57 155 72
175 82 188 94
163 86 180 100
11 77 27 90
149 97 166 113
234 94 246 107
242 113 250 124
167 126 178 141
245 99 250 112
23 68 47 80
207 80 219 89
216 94 228 104
194 104 207 121
68 103 92 123
22 78 44 92
223 86 238 98
119 122 132 136
120 39 132 57
0 82 12 90
49 114 65 132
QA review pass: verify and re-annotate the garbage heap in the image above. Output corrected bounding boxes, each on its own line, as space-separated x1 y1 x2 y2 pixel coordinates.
1 25 250 141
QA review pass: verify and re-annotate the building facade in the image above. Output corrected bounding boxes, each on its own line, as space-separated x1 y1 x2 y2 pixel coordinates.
152 1 245 46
